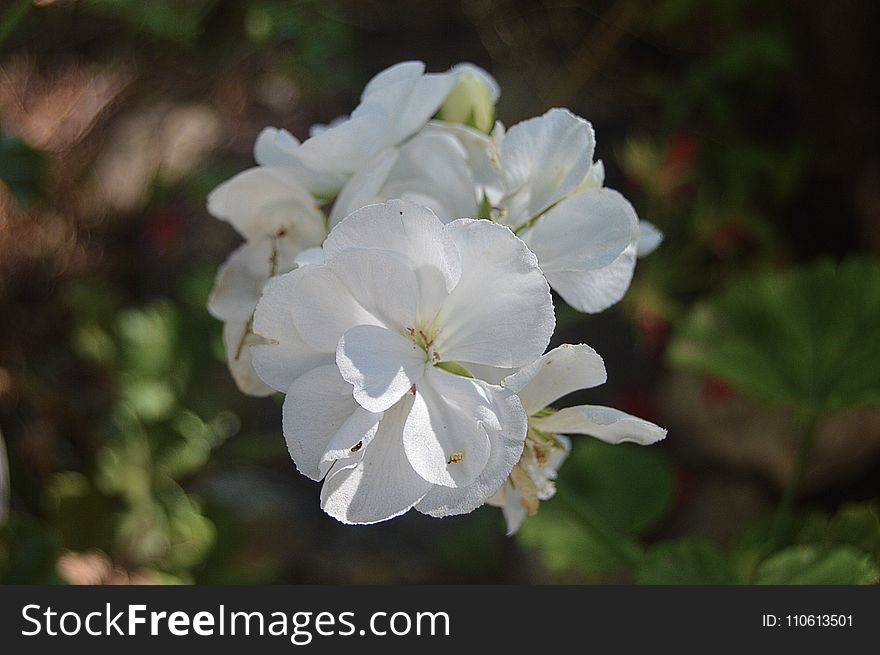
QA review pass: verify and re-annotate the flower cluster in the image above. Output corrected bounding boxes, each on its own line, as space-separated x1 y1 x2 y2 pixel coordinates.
207 61 665 531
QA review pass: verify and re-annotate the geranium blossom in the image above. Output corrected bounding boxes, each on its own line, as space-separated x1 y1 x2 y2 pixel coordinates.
253 61 480 197
250 199 555 523
328 129 479 227
433 108 663 313
488 344 667 534
207 167 326 395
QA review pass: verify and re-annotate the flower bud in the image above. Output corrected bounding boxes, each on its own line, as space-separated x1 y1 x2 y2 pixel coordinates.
437 64 500 133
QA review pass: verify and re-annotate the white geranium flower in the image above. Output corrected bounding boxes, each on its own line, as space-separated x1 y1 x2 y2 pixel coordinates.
328 129 480 228
207 167 326 396
254 61 458 189
488 344 667 534
438 108 660 314
250 199 556 524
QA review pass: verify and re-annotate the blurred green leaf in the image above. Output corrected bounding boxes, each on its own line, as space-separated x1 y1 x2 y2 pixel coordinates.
117 302 178 377
669 258 880 415
0 134 46 206
160 491 215 571
757 545 877 584
0 518 59 584
558 441 674 536
43 471 117 553
637 540 737 584
798 502 880 561
517 500 623 575
518 440 673 575
0 428 8 526
83 0 219 45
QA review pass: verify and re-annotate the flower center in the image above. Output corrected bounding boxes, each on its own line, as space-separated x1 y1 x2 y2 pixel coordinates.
406 324 441 363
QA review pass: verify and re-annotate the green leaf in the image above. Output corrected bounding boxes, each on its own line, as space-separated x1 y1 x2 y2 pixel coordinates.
517 500 628 575
435 361 474 378
798 502 880 561
517 440 673 575
82 0 219 45
637 540 737 584
0 518 60 584
668 257 880 415
558 441 674 536
757 545 878 584
0 135 46 206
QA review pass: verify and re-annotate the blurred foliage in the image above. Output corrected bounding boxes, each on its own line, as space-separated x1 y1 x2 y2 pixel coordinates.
0 518 60 584
28 279 241 581
668 258 880 417
756 546 877 585
0 134 47 207
518 440 673 576
636 540 737 585
83 0 221 45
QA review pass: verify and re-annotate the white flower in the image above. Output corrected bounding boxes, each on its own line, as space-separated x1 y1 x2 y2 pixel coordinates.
328 129 480 228
250 199 556 524
207 167 326 396
442 108 661 314
488 344 667 534
254 61 459 191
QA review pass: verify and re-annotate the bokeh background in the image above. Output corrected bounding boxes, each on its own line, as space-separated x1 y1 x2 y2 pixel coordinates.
1 0 879 584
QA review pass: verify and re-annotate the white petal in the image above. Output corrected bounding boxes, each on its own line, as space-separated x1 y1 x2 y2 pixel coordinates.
250 273 333 391
382 131 478 223
499 108 594 227
337 325 427 413
425 120 502 193
283 365 382 481
531 405 667 445
207 241 270 323
576 159 605 191
308 115 348 137
294 246 325 268
546 244 637 314
403 367 500 488
438 219 554 368
323 199 461 322
637 220 663 257
503 344 607 415
294 109 388 175
494 482 528 536
361 61 425 99
522 187 639 274
222 321 274 397
416 379 527 517
251 339 329 394
328 149 397 228
283 265 384 353
457 362 517 385
252 127 347 198
327 248 419 331
207 166 324 242
320 396 432 525
359 67 457 146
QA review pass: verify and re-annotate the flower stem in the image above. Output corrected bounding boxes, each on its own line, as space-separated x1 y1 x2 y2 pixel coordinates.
752 411 818 579
556 493 644 572
769 413 817 548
